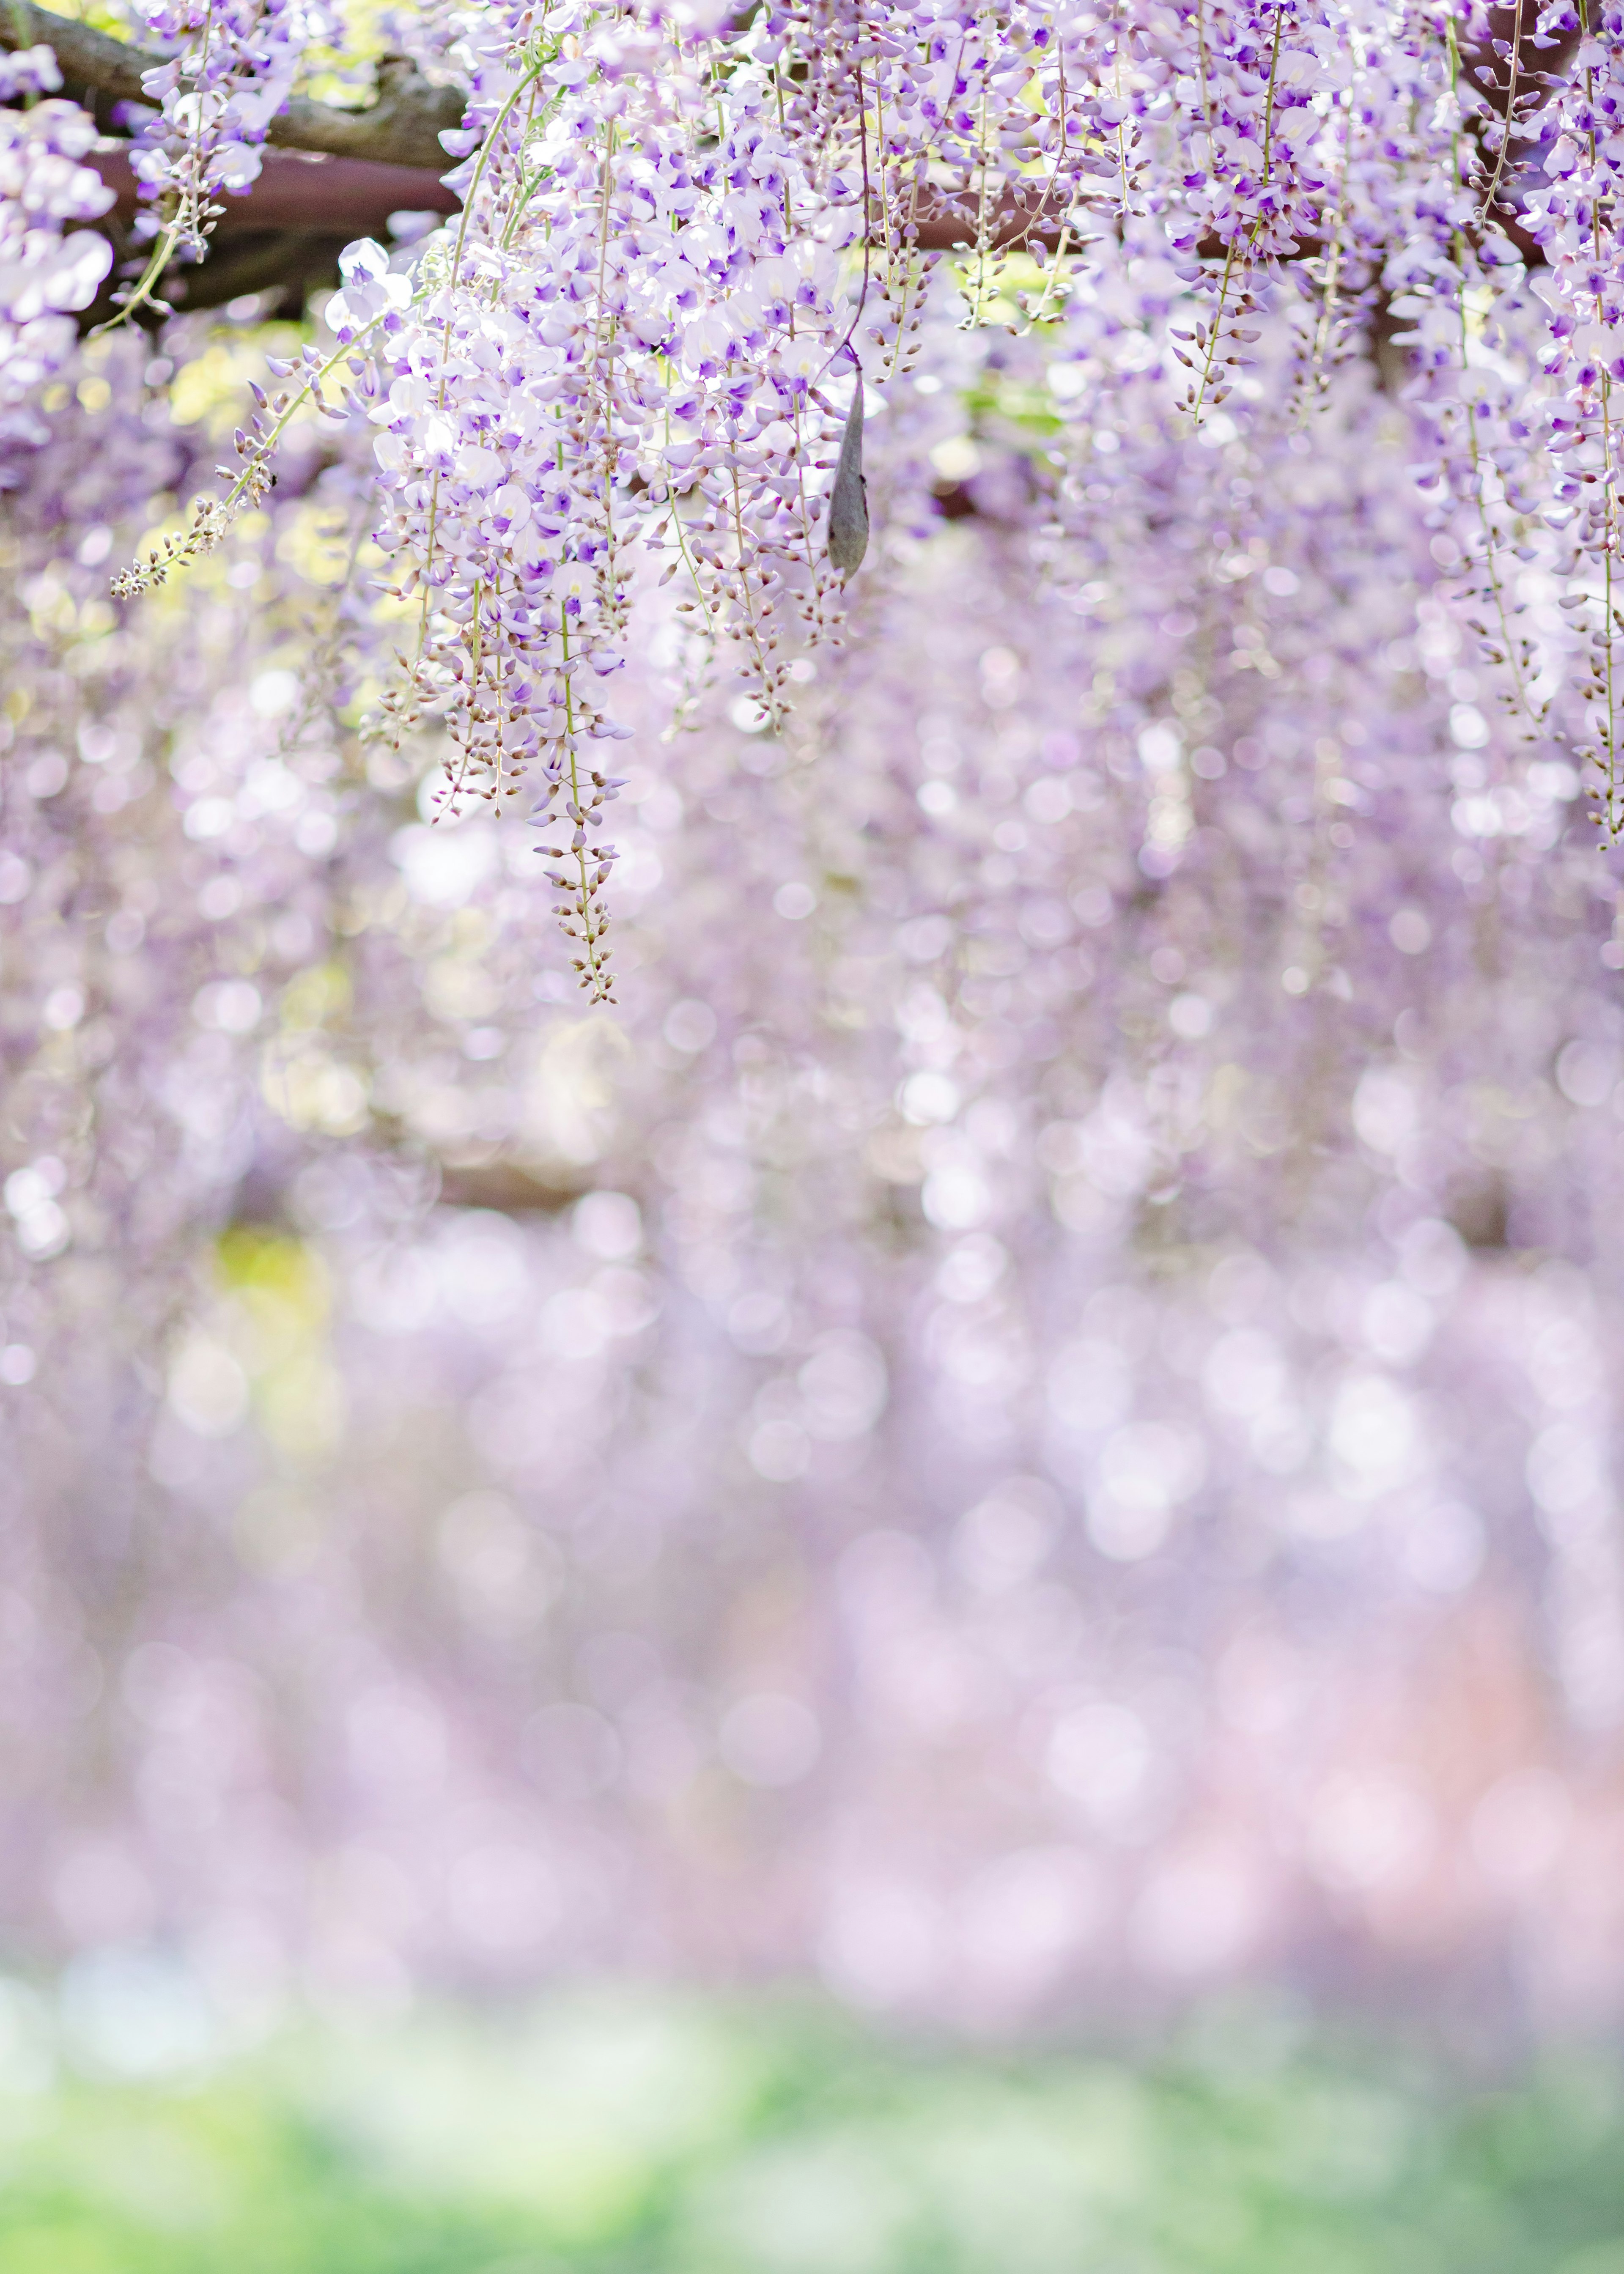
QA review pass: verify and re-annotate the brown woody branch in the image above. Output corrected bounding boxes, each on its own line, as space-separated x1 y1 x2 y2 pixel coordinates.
88 143 458 236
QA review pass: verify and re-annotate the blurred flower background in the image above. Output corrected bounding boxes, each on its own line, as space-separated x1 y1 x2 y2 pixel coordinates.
8 256 1624 2266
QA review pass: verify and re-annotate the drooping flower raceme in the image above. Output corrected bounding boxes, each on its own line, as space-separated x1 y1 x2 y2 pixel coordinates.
75 0 1624 991
0 65 114 456
119 0 336 321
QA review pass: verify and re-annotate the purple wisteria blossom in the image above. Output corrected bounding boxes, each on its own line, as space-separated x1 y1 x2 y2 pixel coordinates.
5 0 1624 2025
0 75 114 457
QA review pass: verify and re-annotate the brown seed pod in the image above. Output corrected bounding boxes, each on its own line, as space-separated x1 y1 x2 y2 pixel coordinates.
826 381 870 576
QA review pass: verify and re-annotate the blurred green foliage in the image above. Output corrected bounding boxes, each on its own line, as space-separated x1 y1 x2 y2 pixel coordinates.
0 1990 1621 2274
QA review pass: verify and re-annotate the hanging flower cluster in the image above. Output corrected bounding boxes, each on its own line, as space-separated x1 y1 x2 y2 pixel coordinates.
335 0 1010 996
1516 2 1624 829
0 56 114 455
118 0 336 322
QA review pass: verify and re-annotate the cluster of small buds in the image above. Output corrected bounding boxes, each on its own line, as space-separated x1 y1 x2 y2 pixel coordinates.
529 765 626 1001
108 495 228 597
110 313 373 596
1169 289 1261 420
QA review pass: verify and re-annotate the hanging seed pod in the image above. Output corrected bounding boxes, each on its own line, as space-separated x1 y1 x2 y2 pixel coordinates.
826 381 870 576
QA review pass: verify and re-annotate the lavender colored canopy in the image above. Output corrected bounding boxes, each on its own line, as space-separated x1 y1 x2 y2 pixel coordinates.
0 0 1623 2027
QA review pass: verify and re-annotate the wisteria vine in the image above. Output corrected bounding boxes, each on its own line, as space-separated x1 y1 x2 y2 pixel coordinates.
2 0 1605 992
